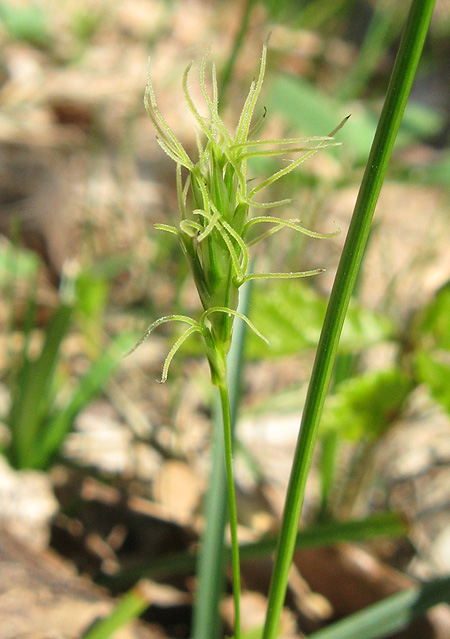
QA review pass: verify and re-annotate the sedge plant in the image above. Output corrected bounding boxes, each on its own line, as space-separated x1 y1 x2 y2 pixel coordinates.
130 37 343 638
83 1 441 637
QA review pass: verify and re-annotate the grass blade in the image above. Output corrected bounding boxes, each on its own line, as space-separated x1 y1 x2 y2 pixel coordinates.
7 303 73 469
37 333 135 469
101 512 406 589
261 1 437 637
306 576 450 639
82 584 149 639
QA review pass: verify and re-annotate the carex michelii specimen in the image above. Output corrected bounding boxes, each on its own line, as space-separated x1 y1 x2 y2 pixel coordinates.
132 38 345 387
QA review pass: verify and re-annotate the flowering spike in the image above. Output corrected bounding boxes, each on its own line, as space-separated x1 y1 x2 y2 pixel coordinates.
180 220 203 236
141 42 344 382
231 136 332 150
200 48 230 143
248 106 267 138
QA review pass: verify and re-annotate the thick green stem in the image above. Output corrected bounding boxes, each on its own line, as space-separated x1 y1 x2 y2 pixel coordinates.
262 1 436 637
219 379 242 639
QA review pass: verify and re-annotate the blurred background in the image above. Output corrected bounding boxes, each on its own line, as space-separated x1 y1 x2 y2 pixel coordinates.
1 1 450 638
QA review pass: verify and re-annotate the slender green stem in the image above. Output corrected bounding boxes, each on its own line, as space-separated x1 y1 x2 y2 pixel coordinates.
262 1 436 637
190 391 227 639
219 379 242 639
191 274 253 639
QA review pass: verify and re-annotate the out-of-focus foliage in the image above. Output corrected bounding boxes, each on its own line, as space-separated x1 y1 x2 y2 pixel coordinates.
321 368 412 441
0 1 51 47
246 280 393 357
413 281 450 414
266 76 444 166
0 244 135 470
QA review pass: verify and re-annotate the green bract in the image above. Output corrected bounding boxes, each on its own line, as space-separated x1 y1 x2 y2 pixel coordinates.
138 40 342 385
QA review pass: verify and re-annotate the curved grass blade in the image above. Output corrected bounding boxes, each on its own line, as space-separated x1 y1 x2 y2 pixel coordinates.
81 583 150 639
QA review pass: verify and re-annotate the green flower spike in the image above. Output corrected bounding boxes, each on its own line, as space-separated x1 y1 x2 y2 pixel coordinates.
138 39 343 385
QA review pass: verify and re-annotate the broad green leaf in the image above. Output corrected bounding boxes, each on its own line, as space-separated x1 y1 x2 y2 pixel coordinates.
412 150 450 189
74 268 111 354
0 243 39 284
75 270 109 323
246 281 392 358
258 0 356 31
413 280 450 350
342 302 394 353
412 282 450 416
415 350 450 415
0 1 51 47
401 102 444 142
81 587 148 639
321 368 412 440
266 75 444 166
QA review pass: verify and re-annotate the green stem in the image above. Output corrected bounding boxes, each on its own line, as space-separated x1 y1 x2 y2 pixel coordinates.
191 274 253 639
219 379 242 639
191 391 228 639
262 1 436 637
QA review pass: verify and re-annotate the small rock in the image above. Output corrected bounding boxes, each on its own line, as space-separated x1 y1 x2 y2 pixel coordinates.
0 456 58 550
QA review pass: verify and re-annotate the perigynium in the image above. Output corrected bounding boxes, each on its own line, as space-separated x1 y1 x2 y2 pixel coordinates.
134 38 344 639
